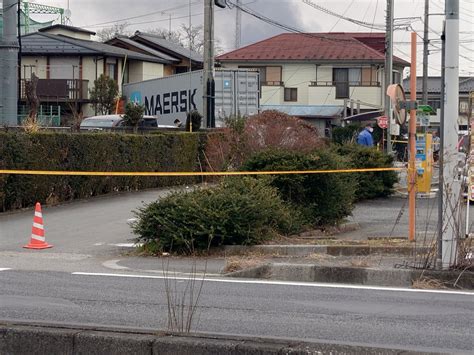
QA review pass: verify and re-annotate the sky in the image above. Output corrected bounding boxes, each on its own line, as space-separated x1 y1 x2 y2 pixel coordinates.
18 0 474 76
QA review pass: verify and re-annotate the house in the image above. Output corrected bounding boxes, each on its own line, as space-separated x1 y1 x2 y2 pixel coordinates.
403 76 474 130
19 25 170 119
106 31 203 76
216 32 409 131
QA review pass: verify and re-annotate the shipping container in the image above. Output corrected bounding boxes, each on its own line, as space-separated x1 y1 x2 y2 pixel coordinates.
122 69 259 127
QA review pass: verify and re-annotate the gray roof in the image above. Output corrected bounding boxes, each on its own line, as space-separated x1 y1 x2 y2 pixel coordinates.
132 31 203 63
21 32 169 64
38 24 96 35
106 36 180 63
261 105 344 117
403 76 474 94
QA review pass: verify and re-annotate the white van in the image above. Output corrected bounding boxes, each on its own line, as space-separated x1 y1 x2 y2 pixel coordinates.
80 115 176 131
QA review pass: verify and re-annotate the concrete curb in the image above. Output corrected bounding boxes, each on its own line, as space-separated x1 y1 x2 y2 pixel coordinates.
223 244 429 257
0 321 448 354
226 263 474 289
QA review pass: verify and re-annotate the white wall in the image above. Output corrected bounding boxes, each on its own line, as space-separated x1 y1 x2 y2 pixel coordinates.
142 62 164 81
281 64 316 105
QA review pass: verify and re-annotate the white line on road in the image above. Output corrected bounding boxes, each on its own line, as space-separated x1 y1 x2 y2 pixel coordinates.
126 218 137 223
71 272 474 296
0 268 12 272
111 243 143 248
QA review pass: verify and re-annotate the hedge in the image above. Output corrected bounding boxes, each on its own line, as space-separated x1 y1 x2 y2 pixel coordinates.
133 177 301 254
242 149 356 226
0 132 204 211
335 144 398 200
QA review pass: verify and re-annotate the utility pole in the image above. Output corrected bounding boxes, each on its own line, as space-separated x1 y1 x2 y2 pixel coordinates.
422 0 429 105
203 0 216 128
235 0 242 49
441 0 460 269
384 0 394 154
0 0 20 125
408 32 417 243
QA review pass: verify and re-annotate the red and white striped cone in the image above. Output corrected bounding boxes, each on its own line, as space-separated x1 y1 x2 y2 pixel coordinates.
23 202 53 250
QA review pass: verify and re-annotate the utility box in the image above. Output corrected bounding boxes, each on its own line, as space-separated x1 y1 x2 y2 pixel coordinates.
122 69 260 127
415 133 433 193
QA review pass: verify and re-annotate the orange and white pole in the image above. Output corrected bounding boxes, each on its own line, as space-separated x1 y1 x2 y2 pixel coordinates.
408 32 417 242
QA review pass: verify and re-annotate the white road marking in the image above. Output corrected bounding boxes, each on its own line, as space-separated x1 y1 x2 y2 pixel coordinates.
126 218 137 223
94 243 105 246
101 260 129 270
71 272 474 296
0 268 12 272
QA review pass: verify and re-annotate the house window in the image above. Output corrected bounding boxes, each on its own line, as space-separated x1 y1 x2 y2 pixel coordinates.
333 68 349 99
239 65 283 86
362 67 378 86
106 58 117 81
284 88 298 102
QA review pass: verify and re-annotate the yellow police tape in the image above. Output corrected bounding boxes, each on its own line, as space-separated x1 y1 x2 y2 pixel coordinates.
0 167 404 177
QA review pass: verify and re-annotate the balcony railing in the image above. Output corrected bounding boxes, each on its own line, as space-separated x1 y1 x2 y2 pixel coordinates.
309 81 380 87
21 79 89 102
261 81 284 86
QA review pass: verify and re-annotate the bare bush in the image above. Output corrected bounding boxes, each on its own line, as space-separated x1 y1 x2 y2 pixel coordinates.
205 111 325 171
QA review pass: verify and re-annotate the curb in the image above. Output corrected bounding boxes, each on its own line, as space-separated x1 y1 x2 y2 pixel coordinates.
226 264 474 289
0 321 448 354
223 244 429 257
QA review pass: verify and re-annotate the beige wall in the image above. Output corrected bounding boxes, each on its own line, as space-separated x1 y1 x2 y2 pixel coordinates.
42 28 92 40
142 62 164 81
128 61 144 84
281 64 316 105
261 86 283 105
21 56 48 79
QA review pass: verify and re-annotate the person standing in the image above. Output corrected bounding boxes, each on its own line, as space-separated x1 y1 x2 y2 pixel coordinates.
357 124 374 147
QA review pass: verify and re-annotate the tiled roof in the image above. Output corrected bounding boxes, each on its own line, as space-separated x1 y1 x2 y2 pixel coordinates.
217 32 409 66
105 36 180 63
403 76 474 93
21 32 168 64
132 31 203 63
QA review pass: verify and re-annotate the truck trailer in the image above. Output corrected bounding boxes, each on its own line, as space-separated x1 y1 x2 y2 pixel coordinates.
122 69 260 128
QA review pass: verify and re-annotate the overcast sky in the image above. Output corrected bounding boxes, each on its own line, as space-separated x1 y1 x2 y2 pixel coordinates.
25 1 474 76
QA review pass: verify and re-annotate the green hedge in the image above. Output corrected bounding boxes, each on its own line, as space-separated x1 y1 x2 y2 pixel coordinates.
0 132 204 211
242 149 356 226
133 177 301 254
335 144 398 200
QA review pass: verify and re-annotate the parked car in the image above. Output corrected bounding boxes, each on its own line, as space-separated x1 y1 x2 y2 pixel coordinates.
80 115 176 131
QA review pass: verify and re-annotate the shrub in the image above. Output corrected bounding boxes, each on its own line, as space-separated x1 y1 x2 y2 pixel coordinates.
0 131 204 211
132 177 302 254
123 102 145 133
335 144 398 200
186 110 202 132
204 111 325 171
89 74 119 115
331 123 361 145
242 149 356 226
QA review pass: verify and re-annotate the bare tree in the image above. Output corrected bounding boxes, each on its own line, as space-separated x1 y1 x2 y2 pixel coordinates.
25 73 40 122
97 22 132 42
146 27 183 46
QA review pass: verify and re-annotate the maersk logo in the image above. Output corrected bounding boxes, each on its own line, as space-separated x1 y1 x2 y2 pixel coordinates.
130 91 142 104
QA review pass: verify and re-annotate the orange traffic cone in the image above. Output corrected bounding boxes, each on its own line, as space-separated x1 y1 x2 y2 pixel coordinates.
23 202 53 250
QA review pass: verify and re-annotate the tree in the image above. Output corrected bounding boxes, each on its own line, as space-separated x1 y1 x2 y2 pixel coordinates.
146 28 183 46
89 74 119 115
96 23 131 42
123 102 145 133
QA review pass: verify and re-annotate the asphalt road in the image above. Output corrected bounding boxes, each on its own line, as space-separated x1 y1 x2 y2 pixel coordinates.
0 269 473 353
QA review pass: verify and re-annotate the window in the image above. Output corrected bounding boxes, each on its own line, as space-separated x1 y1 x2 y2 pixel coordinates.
106 58 117 81
238 66 282 86
362 67 378 86
284 88 297 102
333 68 349 99
349 68 361 86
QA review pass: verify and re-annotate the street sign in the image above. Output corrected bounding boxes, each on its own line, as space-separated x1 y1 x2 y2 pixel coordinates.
377 116 388 129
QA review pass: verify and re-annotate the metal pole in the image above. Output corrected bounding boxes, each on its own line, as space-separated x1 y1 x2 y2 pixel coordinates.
422 0 429 105
408 32 417 242
441 0 460 269
437 22 446 269
384 0 394 154
17 0 22 107
235 0 242 49
203 0 215 128
0 0 20 125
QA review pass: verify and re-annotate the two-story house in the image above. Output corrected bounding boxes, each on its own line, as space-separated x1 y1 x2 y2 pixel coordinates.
216 32 409 131
20 25 171 119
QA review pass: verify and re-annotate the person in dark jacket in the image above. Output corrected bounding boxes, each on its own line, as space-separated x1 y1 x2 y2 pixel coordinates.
357 124 374 147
